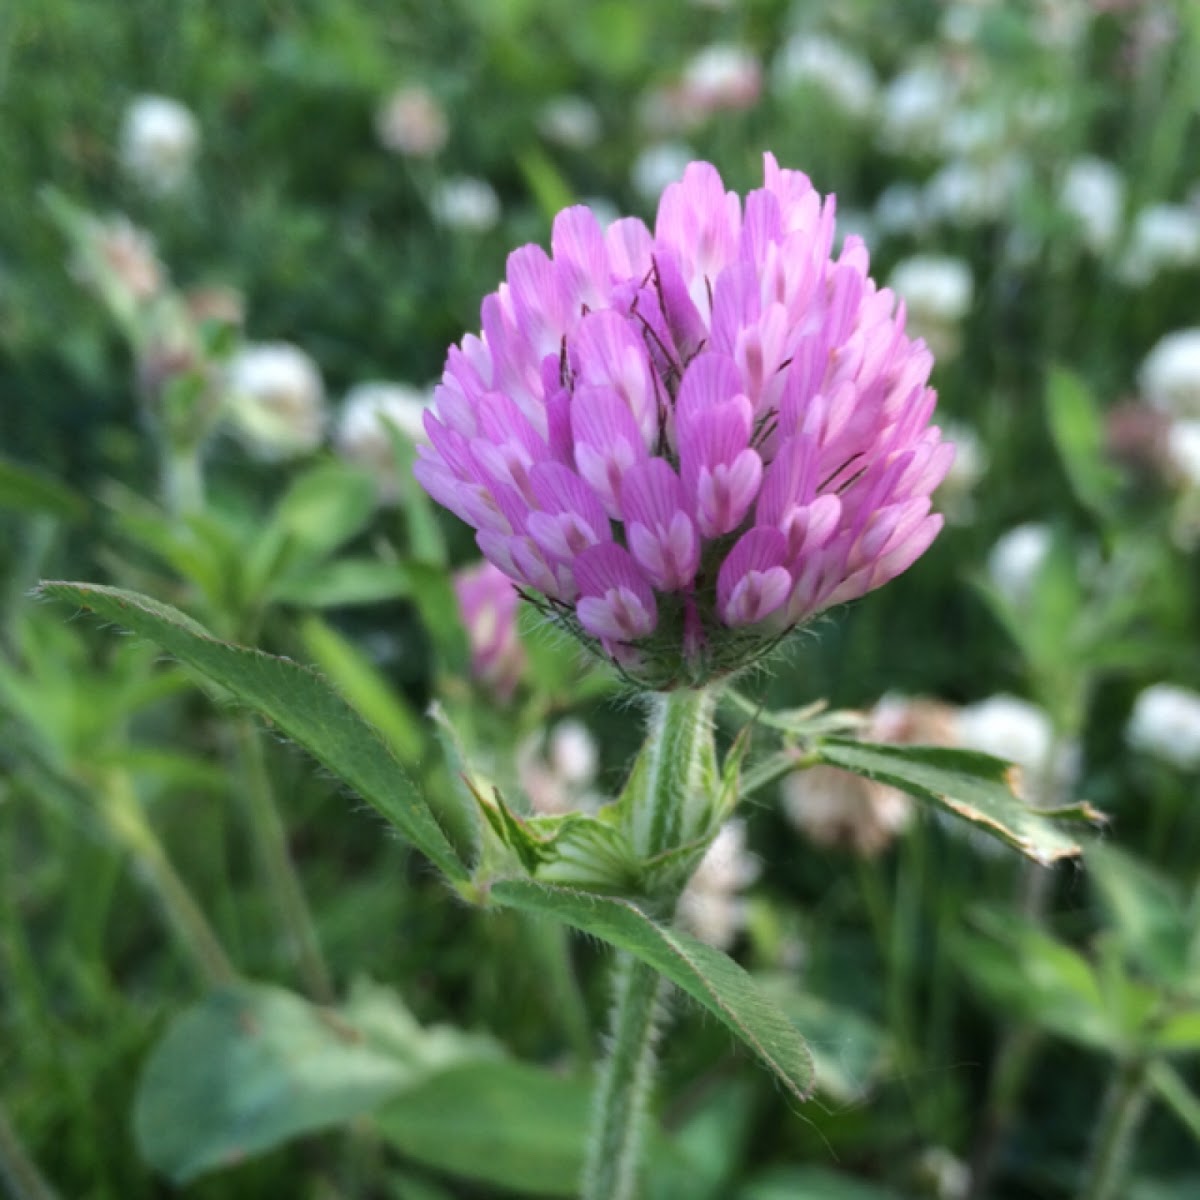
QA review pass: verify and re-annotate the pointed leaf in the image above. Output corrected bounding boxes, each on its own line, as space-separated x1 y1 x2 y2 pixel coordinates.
39 582 468 881
490 879 815 1101
1045 367 1122 523
815 738 1103 865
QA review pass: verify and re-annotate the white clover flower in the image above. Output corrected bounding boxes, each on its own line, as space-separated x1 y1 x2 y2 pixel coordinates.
889 254 974 360
119 95 199 196
631 141 695 204
680 44 762 115
955 695 1077 802
548 720 600 789
224 342 326 461
677 820 760 949
430 176 500 233
537 95 602 149
1166 420 1200 488
1139 329 1200 419
889 255 974 324
1117 204 1200 285
1127 684 1200 771
873 182 930 238
375 85 449 157
878 62 958 155
1059 158 1125 254
987 522 1052 608
771 32 878 118
940 106 1009 158
335 382 432 502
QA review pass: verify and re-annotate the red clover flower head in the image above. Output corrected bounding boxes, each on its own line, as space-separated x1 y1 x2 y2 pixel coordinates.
418 154 953 688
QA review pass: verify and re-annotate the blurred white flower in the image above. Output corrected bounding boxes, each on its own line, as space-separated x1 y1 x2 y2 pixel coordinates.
771 32 877 118
878 62 958 155
955 695 1077 802
936 422 986 521
70 214 164 331
874 182 930 238
1166 420 1200 488
430 176 500 232
677 820 760 949
547 719 599 789
940 107 1008 158
889 255 974 358
119 95 199 196
1117 204 1200 285
784 697 957 857
537 95 602 149
1139 329 1200 419
335 382 432 503
517 720 600 816
375 85 449 157
1127 684 1200 771
224 342 326 461
916 1146 972 1200
925 156 1028 226
1059 157 1125 254
631 141 695 204
987 522 1052 608
680 44 762 115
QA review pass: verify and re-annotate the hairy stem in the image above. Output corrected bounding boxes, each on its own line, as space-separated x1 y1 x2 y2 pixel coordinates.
1077 1058 1151 1200
582 953 669 1200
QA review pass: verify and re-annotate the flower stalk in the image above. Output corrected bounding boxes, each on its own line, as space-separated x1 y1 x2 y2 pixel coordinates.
0 1101 59 1200
582 953 669 1200
1077 1057 1151 1200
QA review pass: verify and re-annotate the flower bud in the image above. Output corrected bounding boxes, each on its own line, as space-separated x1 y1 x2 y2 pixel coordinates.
1127 683 1200 771
375 85 449 158
453 561 526 702
335 382 432 503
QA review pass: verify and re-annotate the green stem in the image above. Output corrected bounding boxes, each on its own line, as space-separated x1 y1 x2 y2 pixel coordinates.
629 687 718 860
235 718 333 1003
100 770 237 988
1077 1058 1151 1200
582 954 669 1200
0 1102 59 1200
160 443 206 518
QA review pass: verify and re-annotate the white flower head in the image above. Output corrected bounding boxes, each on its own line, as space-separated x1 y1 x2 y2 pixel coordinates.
1059 157 1125 254
1127 684 1200 771
925 156 1029 227
224 342 326 461
878 62 958 155
547 719 599 789
537 95 602 149
680 44 762 114
677 820 760 949
889 255 974 324
1139 329 1200 420
376 85 449 158
335 382 433 502
631 141 695 204
1166 420 1200 489
874 182 930 238
772 32 878 118
430 176 500 233
987 522 1052 609
936 422 986 521
119 95 199 196
955 695 1078 803
1118 205 1200 285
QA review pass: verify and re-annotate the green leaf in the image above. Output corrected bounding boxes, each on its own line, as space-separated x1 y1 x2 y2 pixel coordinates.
296 616 424 765
39 582 468 882
377 1059 593 1196
1045 367 1122 523
134 981 493 1183
955 910 1117 1051
757 976 889 1103
1087 844 1192 989
1149 1060 1200 1142
269 558 412 608
0 457 86 520
268 461 378 566
490 879 816 1101
815 738 1102 865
